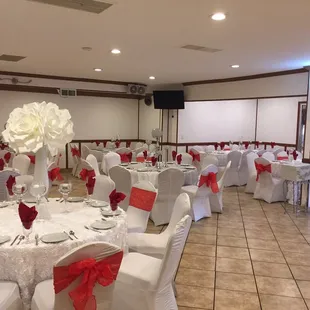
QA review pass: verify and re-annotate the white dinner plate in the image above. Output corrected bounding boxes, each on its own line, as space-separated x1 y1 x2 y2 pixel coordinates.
101 208 122 216
137 168 148 172
67 197 84 203
185 166 196 170
91 221 116 230
90 200 109 208
120 163 129 166
0 235 10 244
130 162 138 164
167 162 174 164
0 201 10 208
41 232 69 243
181 164 190 166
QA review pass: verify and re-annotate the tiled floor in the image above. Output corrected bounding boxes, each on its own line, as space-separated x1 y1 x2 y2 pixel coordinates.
52 171 310 310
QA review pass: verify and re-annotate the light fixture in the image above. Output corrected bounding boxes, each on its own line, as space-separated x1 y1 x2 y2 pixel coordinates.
211 12 226 21
82 47 92 51
230 64 240 68
94 68 103 72
111 49 121 54
149 76 156 80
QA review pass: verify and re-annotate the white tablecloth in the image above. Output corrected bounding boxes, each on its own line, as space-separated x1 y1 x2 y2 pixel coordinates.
127 163 198 187
271 161 310 181
0 199 127 309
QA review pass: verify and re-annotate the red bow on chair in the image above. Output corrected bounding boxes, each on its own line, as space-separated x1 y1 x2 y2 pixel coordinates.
80 169 96 181
244 142 249 149
103 140 107 148
0 158 4 171
198 173 219 193
129 187 157 212
95 141 100 146
4 152 11 163
270 142 275 149
220 142 225 150
115 141 121 148
0 143 8 150
126 141 131 148
172 151 177 161
292 150 298 160
255 162 272 181
214 143 218 150
189 150 200 162
143 150 148 160
48 167 64 181
28 155 36 164
255 141 259 148
120 153 129 163
53 251 123 310
71 148 81 158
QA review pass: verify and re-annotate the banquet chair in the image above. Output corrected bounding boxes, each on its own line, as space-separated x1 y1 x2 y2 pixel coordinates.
81 145 90 159
109 166 132 211
150 168 185 226
86 154 101 176
12 154 30 175
202 154 219 169
0 281 23 310
231 144 239 150
16 175 35 201
191 145 204 152
0 169 20 201
103 152 121 175
256 149 266 157
276 151 289 161
223 151 242 186
188 148 204 173
245 152 259 193
253 157 286 203
111 215 192 310
127 181 157 233
135 142 144 149
70 144 81 177
79 158 94 171
31 242 123 310
205 145 215 152
92 175 115 202
209 161 231 213
181 165 218 221
262 151 275 161
128 193 190 258
89 149 103 166
238 150 252 186
273 148 283 158
178 153 192 165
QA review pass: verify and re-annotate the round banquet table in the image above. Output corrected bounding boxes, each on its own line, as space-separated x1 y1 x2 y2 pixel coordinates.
0 199 127 309
126 162 198 187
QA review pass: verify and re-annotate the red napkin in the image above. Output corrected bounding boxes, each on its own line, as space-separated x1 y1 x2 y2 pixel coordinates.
0 158 4 171
255 141 259 148
18 202 38 229
151 156 157 166
292 150 298 160
172 150 177 161
176 154 182 165
220 142 225 150
28 155 36 164
71 148 81 158
120 153 129 163
127 152 133 162
0 143 8 150
48 167 64 181
214 143 218 150
109 189 126 211
244 142 249 149
6 175 15 196
115 140 121 148
271 142 275 149
126 141 131 148
103 140 107 147
143 150 148 159
4 152 11 163
95 140 100 146
86 176 96 195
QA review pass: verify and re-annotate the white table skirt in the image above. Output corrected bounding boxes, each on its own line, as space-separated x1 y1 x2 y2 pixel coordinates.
0 199 127 309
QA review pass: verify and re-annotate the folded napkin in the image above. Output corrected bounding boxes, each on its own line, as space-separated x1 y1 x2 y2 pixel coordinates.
95 140 101 146
176 154 182 165
18 202 38 229
126 141 131 148
244 142 249 149
172 150 177 161
292 150 298 160
271 142 275 149
143 150 148 159
4 152 11 163
109 189 126 211
115 140 121 148
151 156 157 166
103 140 107 147
0 158 4 171
214 143 218 150
48 167 64 181
71 148 81 158
255 141 259 148
86 176 96 195
120 153 129 163
220 142 225 150
6 175 15 196
28 155 36 164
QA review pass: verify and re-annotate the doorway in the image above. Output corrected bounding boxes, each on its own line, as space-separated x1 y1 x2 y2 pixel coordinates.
296 101 307 153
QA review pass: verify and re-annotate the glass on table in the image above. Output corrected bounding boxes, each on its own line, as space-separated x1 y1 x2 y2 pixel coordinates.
12 183 28 203
6 188 15 205
58 183 72 213
22 222 33 242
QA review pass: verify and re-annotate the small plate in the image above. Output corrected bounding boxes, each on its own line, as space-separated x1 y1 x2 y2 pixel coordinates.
120 163 129 166
167 162 174 164
130 162 138 164
91 221 116 230
0 235 10 244
181 164 190 166
185 166 196 170
67 197 84 203
137 168 148 172
41 232 69 243
101 208 122 216
0 201 10 208
90 200 109 208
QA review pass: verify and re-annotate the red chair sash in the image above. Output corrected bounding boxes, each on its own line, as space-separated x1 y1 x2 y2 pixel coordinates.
136 156 144 163
176 154 182 165
0 158 5 171
71 148 81 158
28 155 36 164
255 162 272 181
172 151 177 161
129 187 157 212
115 141 120 148
103 141 107 148
198 173 219 193
54 251 123 310
126 141 131 148
0 143 8 150
80 169 96 181
4 152 11 163
119 153 129 163
277 156 288 161
48 167 64 181
189 150 200 162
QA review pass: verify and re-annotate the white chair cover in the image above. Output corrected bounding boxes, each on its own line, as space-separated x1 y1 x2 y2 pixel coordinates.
177 153 192 165
127 181 157 233
81 145 90 160
245 152 259 193
12 154 30 175
273 148 283 157
191 146 204 152
89 150 103 165
150 168 185 226
31 242 123 310
135 142 144 149
253 157 286 203
231 144 239 150
128 193 191 258
109 166 132 211
238 150 252 186
206 145 215 152
103 152 121 175
70 143 81 177
262 151 275 161
92 175 115 202
79 158 94 171
112 215 192 310
0 281 22 310
86 154 101 176
202 155 219 168
224 151 242 186
0 170 20 202
256 149 266 157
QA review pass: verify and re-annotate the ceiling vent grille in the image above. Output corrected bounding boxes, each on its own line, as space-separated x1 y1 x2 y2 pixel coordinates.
0 54 26 62
181 45 222 53
27 0 113 14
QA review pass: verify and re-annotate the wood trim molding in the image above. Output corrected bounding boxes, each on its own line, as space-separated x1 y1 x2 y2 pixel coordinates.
183 68 308 86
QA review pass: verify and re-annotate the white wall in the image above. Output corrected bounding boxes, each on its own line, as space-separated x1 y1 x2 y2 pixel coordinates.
178 100 257 143
256 97 306 144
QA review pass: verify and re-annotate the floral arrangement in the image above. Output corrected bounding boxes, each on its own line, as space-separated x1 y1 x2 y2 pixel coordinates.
2 102 74 156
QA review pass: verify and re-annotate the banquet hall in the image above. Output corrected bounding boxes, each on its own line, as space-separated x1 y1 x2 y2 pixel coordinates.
1 0 310 309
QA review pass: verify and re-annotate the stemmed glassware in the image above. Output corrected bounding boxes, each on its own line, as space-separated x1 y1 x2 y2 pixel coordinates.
58 183 72 213
30 182 47 220
22 223 33 242
12 183 28 203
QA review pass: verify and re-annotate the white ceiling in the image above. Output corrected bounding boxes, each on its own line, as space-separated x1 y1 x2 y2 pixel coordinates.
1 0 310 85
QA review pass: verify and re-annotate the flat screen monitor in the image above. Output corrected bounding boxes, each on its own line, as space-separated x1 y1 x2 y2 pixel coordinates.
153 90 185 109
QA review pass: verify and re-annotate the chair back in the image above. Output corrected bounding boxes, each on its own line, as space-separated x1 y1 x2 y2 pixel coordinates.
262 151 275 161
202 155 219 168
104 152 121 175
273 148 283 157
247 152 259 177
218 161 232 190
86 154 101 176
227 151 241 168
70 144 80 164
240 150 252 169
0 169 20 201
254 157 273 185
197 164 218 195
191 146 204 152
89 150 103 163
178 153 192 165
276 151 289 161
256 149 266 157
80 158 94 171
92 176 115 202
81 145 90 160
12 154 30 175
116 148 131 155
231 144 239 150
54 242 123 310
205 145 215 152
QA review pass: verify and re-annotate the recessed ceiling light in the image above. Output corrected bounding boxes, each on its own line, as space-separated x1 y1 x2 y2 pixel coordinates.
211 12 226 21
149 76 156 80
111 49 121 54
82 47 92 51
94 68 103 72
231 64 240 68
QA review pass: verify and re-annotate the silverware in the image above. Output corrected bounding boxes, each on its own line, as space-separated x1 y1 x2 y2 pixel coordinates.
59 199 64 203
69 230 78 239
84 225 101 233
17 236 25 245
63 231 73 240
35 234 39 246
45 197 49 202
101 217 107 221
10 235 19 246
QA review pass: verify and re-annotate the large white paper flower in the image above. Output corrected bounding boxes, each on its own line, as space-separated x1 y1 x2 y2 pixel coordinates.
2 101 74 156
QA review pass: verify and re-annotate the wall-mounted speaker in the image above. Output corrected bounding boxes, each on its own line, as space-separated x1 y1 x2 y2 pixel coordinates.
144 95 152 106
128 84 146 95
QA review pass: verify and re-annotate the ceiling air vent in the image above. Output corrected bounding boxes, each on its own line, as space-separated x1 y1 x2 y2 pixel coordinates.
0 54 26 62
181 45 222 53
27 0 113 14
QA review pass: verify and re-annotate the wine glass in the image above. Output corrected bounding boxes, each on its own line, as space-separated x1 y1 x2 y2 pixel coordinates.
110 203 118 219
30 183 47 220
22 222 33 242
58 183 72 213
12 183 27 203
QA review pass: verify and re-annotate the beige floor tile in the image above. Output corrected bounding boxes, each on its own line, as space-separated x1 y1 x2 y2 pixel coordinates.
252 261 292 278
290 265 310 281
305 299 310 308
187 233 216 245
260 294 307 310
243 216 269 224
217 236 247 248
176 284 214 309
176 268 215 288
245 229 275 240
216 257 253 275
247 238 280 251
278 241 310 254
244 222 270 230
190 225 217 235
193 217 218 227
297 280 310 299
184 243 216 257
275 233 307 243
215 289 260 310
250 249 286 263
217 221 244 229
217 227 245 238
271 225 300 234
180 254 215 271
217 246 250 260
284 252 310 266
256 276 301 297
179 307 206 310
216 272 256 293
